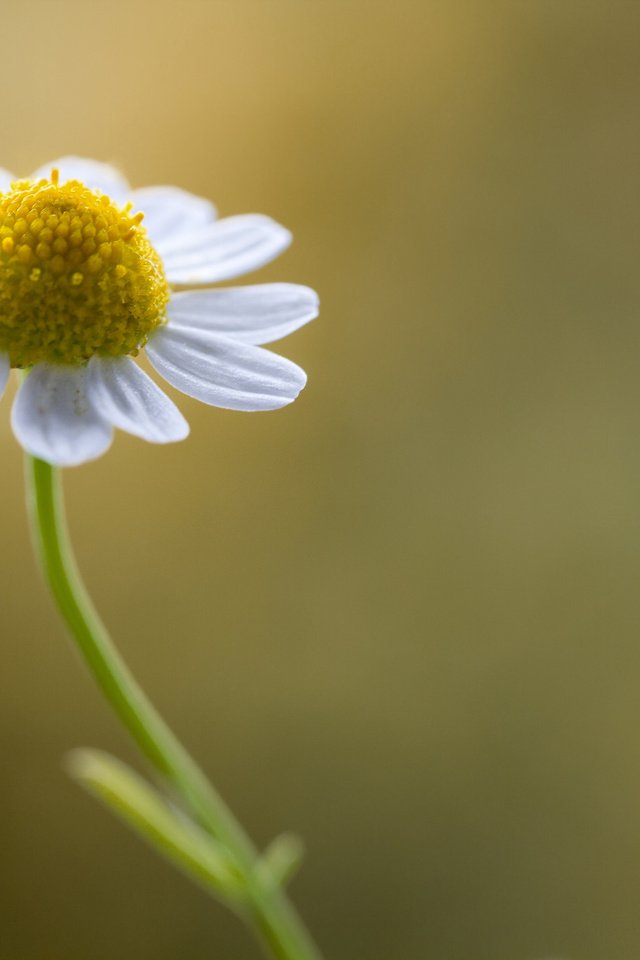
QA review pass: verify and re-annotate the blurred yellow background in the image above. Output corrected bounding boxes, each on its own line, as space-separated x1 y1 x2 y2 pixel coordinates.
1 1 639 958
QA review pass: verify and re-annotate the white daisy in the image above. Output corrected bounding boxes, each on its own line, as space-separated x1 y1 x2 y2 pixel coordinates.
0 157 318 467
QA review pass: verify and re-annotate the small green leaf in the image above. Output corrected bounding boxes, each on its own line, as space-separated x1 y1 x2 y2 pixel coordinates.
67 748 244 904
257 832 305 888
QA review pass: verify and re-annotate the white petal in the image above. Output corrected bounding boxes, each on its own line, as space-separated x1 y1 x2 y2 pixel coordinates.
0 168 15 192
167 284 319 346
129 186 217 253
87 356 189 443
162 215 292 285
0 353 9 399
146 326 306 411
29 157 130 201
12 364 112 467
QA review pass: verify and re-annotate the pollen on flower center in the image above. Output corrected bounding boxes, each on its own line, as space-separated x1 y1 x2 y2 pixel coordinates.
0 171 169 367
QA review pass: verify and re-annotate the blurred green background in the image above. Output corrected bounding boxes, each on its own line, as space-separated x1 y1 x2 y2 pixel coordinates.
1 1 639 958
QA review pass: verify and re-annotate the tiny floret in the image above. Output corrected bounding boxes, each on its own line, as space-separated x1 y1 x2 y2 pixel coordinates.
0 173 168 366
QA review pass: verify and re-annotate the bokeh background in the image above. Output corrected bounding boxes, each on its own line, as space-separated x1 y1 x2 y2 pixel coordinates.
1 2 639 958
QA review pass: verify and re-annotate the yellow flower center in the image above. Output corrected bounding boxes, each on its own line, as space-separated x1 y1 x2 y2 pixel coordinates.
0 170 169 367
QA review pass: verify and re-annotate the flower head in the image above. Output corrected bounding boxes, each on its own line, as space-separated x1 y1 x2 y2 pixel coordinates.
0 158 318 466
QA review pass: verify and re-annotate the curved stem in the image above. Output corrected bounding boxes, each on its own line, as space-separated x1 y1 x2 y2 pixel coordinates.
24 454 323 960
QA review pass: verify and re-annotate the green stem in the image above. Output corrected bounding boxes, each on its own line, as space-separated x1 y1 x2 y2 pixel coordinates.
24 454 323 960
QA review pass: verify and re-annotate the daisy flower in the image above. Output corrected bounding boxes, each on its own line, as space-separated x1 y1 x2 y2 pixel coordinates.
0 157 318 466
